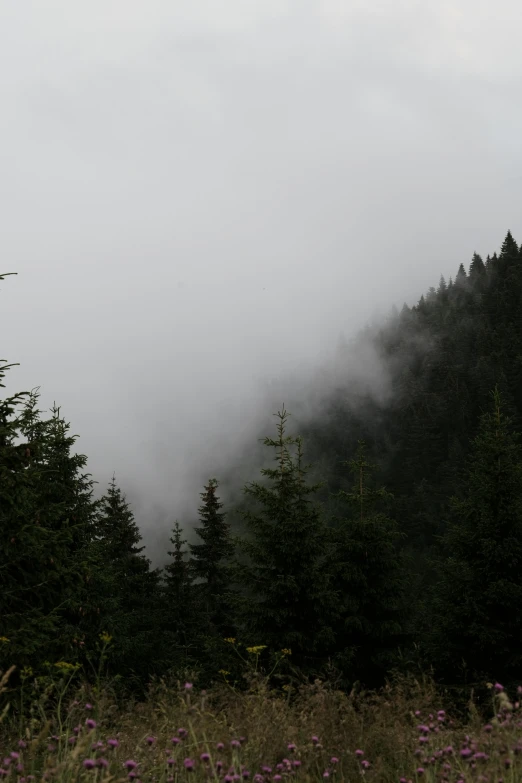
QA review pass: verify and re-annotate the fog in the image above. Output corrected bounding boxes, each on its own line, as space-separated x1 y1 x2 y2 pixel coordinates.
1 1 522 561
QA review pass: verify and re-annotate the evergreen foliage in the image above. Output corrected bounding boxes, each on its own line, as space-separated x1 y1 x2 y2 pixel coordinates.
229 408 337 672
429 388 522 685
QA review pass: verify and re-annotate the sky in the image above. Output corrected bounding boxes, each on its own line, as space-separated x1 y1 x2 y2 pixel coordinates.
1 0 522 560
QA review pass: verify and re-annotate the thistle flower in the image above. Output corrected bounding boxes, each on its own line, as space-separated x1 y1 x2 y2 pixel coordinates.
201 753 210 762
184 758 195 771
86 719 97 730
97 759 109 769
124 760 138 770
184 682 193 690
146 737 156 746
231 740 241 748
287 743 296 752
83 760 96 770
108 739 119 748
216 743 225 750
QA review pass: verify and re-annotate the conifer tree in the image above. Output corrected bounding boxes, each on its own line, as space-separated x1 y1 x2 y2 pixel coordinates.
189 478 233 636
329 442 409 686
93 478 162 683
163 521 199 666
430 388 522 683
230 407 337 671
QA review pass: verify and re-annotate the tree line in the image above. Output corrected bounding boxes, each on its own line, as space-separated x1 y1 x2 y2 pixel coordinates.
2 232 522 699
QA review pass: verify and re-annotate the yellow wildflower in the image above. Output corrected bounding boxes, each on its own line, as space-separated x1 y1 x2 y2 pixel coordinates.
99 631 112 644
280 648 292 656
0 637 9 643
224 637 236 644
246 645 267 655
219 669 230 676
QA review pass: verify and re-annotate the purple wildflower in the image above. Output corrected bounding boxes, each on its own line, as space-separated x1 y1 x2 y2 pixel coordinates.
171 737 181 745
85 703 93 710
201 753 210 762
124 760 138 770
83 759 96 770
330 757 339 764
97 759 109 769
86 719 97 730
184 758 195 771
146 737 156 746
231 740 241 748
108 739 119 748
287 743 296 752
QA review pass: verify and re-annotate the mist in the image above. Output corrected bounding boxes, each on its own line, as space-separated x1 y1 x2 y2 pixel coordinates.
1 1 522 563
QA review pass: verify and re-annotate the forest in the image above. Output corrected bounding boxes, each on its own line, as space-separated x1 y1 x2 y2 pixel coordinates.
2 229 522 708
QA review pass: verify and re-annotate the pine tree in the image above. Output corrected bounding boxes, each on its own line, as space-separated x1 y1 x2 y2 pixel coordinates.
93 478 162 684
163 521 198 664
329 442 409 686
230 407 337 671
189 478 233 636
430 388 522 683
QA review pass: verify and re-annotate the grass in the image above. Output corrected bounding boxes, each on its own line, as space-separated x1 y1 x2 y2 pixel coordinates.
1 665 522 783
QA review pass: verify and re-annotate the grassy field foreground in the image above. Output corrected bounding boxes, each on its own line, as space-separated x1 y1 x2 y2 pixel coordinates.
1 665 521 783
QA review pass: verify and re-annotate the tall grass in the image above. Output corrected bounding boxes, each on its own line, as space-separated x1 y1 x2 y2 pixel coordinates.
1 664 521 783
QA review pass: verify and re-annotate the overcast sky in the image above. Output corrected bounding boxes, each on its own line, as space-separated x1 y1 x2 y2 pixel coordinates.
1 1 522 559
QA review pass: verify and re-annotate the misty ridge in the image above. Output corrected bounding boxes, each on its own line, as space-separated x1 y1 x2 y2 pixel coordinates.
3 226 522 704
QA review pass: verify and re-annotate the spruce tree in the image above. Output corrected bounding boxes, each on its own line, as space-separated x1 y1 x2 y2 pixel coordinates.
93 478 162 684
329 442 409 686
189 478 233 636
230 407 337 671
430 388 522 683
163 521 198 665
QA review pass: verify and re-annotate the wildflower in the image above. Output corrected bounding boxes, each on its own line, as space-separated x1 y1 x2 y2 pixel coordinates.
68 737 76 745
0 637 9 643
201 754 210 762
85 703 93 710
355 750 364 757
178 728 188 738
273 776 282 782
416 768 424 776
167 758 176 766
216 762 224 771
216 742 225 750
261 766 272 773
184 682 193 690
224 638 236 644
108 739 119 748
418 736 429 744
124 760 138 770
246 646 267 655
460 748 472 758
83 760 96 770
330 757 339 764
494 683 504 692
99 631 112 643
312 736 319 744
231 740 241 748
18 741 26 749
184 758 195 771
322 773 329 779
86 718 97 730
9 753 19 761
280 648 291 655
97 759 109 769
242 772 250 779
417 725 430 734
171 737 180 745
293 760 302 768
361 760 371 769
219 669 230 676
146 737 156 746
287 744 296 752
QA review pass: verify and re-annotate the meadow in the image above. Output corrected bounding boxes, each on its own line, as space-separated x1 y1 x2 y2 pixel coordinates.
1 660 521 783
